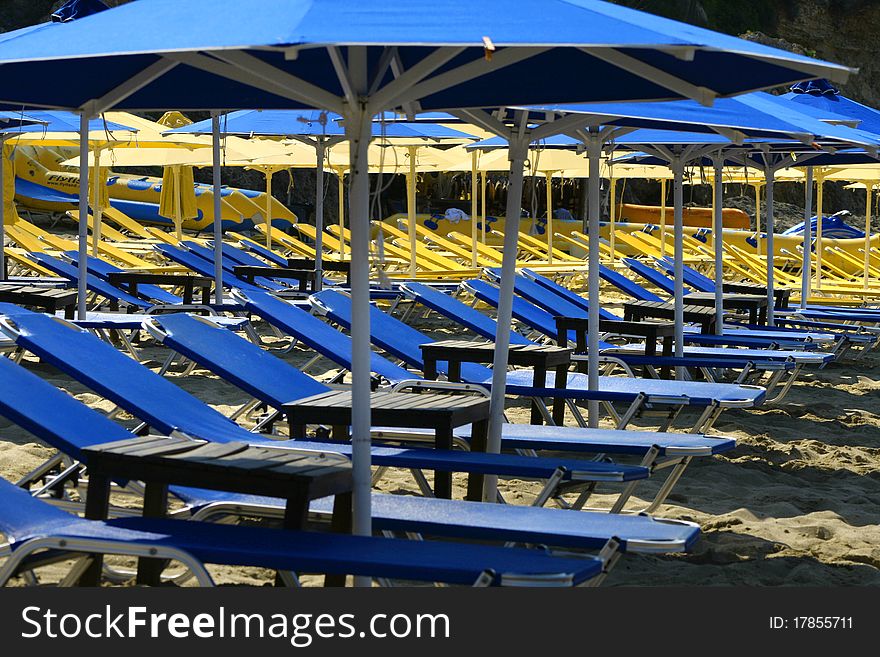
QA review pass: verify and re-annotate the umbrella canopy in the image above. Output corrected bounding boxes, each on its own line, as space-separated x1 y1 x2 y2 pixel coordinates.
0 1 853 111
2 110 136 146
783 79 880 134
0 0 857 570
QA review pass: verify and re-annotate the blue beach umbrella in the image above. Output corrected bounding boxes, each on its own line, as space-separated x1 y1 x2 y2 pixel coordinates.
0 0 856 560
471 92 878 377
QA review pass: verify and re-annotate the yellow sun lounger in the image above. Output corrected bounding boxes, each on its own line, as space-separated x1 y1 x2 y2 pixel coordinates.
2 247 58 277
373 222 477 272
255 223 325 259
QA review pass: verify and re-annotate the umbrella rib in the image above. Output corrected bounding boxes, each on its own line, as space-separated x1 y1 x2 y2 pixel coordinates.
581 46 718 107
392 47 548 110
372 46 466 111
168 50 343 114
82 58 179 116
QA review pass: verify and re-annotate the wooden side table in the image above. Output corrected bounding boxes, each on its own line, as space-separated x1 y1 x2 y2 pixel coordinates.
623 300 718 334
284 389 490 501
0 284 77 319
81 435 352 586
107 272 213 305
555 316 675 377
420 339 572 425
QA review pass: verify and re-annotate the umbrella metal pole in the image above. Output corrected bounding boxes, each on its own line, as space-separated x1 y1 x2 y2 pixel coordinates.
345 106 374 570
314 140 325 291
586 135 602 427
211 111 224 305
174 166 183 242
265 169 273 249
864 182 872 289
0 139 5 281
608 177 616 263
765 166 775 326
91 147 102 256
545 171 554 264
481 172 487 243
659 177 668 257
815 172 824 290
337 168 346 259
800 166 813 310
471 150 478 268
484 137 528 501
754 183 762 255
77 112 90 320
407 145 418 278
672 155 685 378
712 154 724 335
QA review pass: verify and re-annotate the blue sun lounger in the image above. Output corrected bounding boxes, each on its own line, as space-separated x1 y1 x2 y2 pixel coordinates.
530 263 837 350
518 267 841 348
407 280 805 403
0 306 650 508
0 357 698 582
146 312 736 512
483 276 832 366
310 289 766 433
232 288 418 385
651 256 880 354
462 278 830 378
29 252 151 311
0 476 610 587
232 288 737 460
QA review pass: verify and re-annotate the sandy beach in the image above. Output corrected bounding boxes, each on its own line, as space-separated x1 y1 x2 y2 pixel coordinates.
2 287 879 587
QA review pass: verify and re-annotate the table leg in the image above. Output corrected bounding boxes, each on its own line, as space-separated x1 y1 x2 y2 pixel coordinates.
182 281 194 305
530 363 547 425
644 331 657 378
323 492 352 587
466 419 488 502
423 358 438 381
289 421 307 439
434 422 453 500
661 336 673 380
552 365 567 425
79 473 111 586
136 482 168 586
64 304 75 320
201 286 211 306
447 360 461 383
277 488 311 587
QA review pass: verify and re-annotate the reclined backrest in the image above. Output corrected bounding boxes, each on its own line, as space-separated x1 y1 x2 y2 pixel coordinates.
182 241 286 292
149 313 329 408
623 258 690 296
401 282 532 346
595 264 664 302
0 304 246 442
29 253 150 309
63 251 183 305
233 288 416 384
656 257 715 292
311 290 492 381
0 353 133 461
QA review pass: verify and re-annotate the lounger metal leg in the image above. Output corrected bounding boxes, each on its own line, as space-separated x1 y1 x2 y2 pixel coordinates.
15 453 65 488
615 393 647 430
642 457 692 514
410 469 435 498
531 468 567 508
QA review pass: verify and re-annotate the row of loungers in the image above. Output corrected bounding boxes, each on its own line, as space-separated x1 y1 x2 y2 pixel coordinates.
0 305 711 586
2 231 867 586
